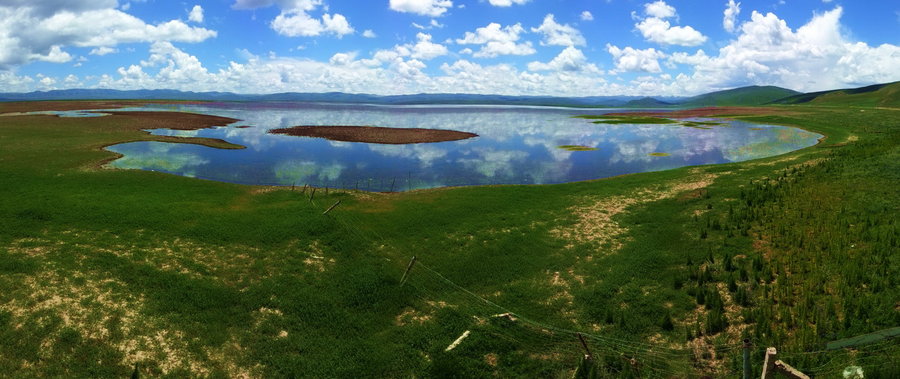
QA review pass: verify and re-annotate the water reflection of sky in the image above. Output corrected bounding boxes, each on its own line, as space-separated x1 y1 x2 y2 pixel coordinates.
104 103 822 191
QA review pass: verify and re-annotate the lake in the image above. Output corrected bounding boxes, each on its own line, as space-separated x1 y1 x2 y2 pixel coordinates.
105 102 822 191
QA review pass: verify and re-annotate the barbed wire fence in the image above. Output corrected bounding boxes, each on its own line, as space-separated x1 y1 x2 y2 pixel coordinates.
303 186 898 378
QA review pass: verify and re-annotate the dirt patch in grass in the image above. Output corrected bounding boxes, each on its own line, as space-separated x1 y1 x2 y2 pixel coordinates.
270 125 477 144
552 170 722 254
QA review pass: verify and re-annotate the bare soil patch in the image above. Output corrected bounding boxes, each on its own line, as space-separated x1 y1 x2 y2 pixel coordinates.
104 111 239 130
270 125 478 144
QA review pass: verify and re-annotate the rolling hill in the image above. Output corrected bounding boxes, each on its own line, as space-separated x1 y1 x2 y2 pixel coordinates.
770 81 900 108
679 85 800 107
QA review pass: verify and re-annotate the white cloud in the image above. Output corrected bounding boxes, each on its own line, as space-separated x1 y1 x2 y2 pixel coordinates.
329 52 355 66
188 5 204 23
607 44 666 73
89 46 118 56
635 1 707 46
271 10 354 37
0 4 216 68
527 46 600 73
271 11 323 36
234 0 353 38
580 11 594 21
531 14 586 47
488 0 529 6
389 0 453 17
407 32 448 60
668 7 900 93
456 22 535 58
636 17 707 46
362 29 376 38
369 32 447 65
412 19 443 29
644 1 675 19
723 0 740 33
322 13 353 35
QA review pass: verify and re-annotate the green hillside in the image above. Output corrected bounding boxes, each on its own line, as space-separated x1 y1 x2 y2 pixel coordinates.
772 81 900 108
680 85 800 107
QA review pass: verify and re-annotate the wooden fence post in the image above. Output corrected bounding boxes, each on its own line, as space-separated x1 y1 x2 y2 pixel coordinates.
322 200 341 215
399 256 417 286
743 339 751 379
577 333 593 361
761 347 777 379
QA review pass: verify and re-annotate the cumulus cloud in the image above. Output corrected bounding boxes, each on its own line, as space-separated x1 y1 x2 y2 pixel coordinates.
634 1 707 46
389 0 453 17
531 14 586 46
456 22 535 58
0 3 216 68
234 0 353 37
581 11 594 21
188 5 204 23
607 44 666 73
527 46 599 73
723 1 740 33
362 29 376 38
636 17 707 46
89 46 118 56
644 1 675 19
367 32 447 66
668 7 900 93
488 0 529 6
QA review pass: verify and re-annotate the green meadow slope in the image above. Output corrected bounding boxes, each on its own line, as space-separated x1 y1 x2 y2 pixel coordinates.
680 85 800 107
773 81 900 108
0 101 897 378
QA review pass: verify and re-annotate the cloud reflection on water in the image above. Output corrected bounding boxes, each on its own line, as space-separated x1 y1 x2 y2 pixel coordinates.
106 103 821 191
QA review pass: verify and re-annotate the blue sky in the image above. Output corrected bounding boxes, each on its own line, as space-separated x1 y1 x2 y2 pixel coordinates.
1 0 898 96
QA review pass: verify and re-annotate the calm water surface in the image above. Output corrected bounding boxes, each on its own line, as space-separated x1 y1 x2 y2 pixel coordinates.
105 103 821 191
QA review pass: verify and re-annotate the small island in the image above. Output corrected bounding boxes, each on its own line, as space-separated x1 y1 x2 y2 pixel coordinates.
269 125 478 144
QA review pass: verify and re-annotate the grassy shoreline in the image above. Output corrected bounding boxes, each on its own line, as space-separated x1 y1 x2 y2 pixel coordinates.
0 102 896 377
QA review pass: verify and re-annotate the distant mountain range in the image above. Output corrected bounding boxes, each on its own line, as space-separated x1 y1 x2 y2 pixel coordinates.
2 82 896 108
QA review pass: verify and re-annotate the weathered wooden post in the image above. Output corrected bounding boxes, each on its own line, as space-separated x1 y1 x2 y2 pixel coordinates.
761 347 777 379
322 200 341 215
399 256 417 286
743 339 751 379
577 333 594 361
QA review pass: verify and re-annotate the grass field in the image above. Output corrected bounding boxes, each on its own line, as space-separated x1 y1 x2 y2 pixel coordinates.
0 102 897 377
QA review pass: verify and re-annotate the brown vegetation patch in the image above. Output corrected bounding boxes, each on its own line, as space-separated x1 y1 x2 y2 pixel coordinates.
270 125 478 144
606 107 792 119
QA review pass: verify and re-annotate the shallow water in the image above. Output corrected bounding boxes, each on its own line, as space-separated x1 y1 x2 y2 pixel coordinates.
105 102 821 191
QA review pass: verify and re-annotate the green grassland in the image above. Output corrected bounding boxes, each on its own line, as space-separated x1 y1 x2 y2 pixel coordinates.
0 104 897 377
680 85 800 107
773 81 900 108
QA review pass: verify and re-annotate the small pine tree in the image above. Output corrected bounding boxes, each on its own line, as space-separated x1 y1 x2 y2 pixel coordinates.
660 311 675 331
